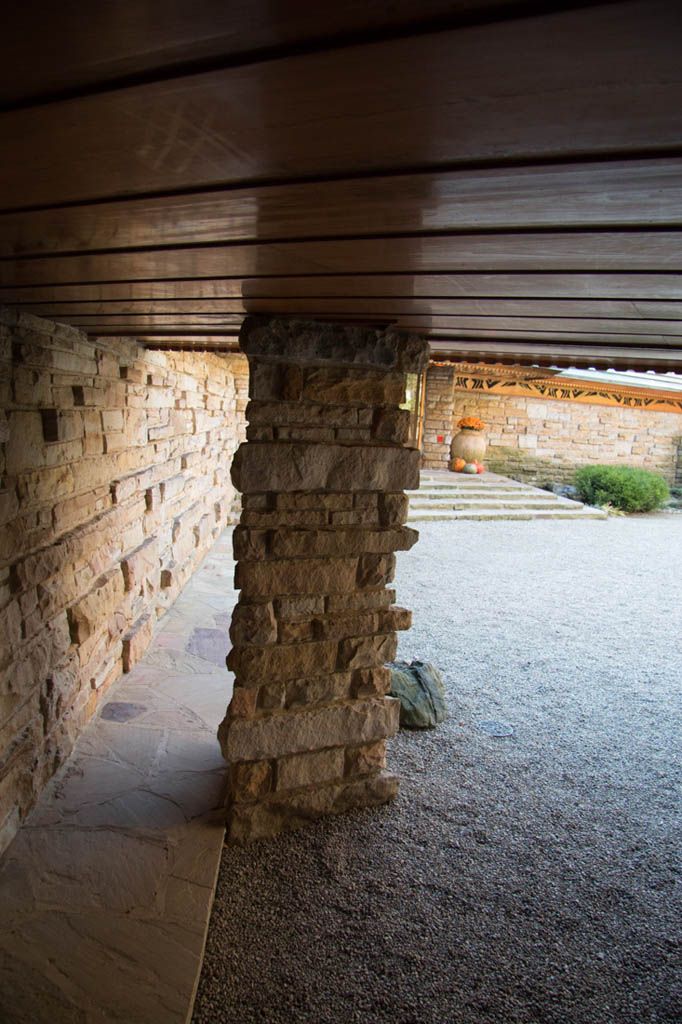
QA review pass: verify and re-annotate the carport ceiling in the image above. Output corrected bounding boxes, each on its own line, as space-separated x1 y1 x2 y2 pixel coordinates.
1 0 682 371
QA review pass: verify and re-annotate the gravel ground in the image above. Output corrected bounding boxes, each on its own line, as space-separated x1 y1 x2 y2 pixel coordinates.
193 515 682 1024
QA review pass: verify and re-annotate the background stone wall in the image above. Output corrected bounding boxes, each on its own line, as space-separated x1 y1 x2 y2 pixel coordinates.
0 308 247 853
422 365 681 484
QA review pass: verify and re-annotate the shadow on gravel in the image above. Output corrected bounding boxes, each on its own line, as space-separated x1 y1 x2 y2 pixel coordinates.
194 518 682 1024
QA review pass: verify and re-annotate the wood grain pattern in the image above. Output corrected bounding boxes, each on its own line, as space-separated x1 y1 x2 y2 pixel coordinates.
1 2 680 209
2 159 681 258
3 233 681 288
2 274 681 306
1 0 502 106
2 4 681 371
58 312 682 340
13 298 682 320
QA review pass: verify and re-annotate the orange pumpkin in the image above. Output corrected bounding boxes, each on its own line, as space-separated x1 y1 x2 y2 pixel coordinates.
475 462 484 473
452 457 466 472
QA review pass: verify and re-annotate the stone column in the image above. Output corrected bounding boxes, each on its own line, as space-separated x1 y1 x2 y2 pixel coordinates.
218 317 429 842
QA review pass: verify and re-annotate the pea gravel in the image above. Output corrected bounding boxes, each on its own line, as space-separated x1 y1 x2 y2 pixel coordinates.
193 516 682 1024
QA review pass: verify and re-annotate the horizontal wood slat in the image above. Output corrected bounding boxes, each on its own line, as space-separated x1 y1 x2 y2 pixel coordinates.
1 2 680 210
2 274 681 306
52 311 682 338
1 0 507 107
2 159 682 258
2 233 681 289
13 298 682 320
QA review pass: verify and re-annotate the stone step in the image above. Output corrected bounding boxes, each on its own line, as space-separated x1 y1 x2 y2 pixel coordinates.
408 470 607 520
413 482 528 491
412 487 570 497
412 499 579 510
411 489 548 501
409 507 608 521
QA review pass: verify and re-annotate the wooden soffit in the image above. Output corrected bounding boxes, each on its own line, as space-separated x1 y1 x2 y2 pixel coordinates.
1 0 681 372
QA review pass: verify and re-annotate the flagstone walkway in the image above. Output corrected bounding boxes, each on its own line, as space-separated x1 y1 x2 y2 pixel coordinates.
0 530 237 1024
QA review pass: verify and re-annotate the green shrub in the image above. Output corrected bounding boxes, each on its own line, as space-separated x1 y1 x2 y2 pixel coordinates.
574 465 670 513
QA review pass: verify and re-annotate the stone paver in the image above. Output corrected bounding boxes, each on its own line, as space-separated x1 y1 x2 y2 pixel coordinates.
0 529 237 1024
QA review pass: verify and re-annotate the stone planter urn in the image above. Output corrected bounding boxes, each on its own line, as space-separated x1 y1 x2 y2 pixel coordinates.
450 425 486 468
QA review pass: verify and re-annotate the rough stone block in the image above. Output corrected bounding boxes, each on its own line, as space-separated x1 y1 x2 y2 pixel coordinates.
276 747 346 791
67 568 125 645
276 493 352 511
338 632 398 671
226 638 339 686
345 740 387 777
249 360 303 402
227 771 399 844
326 589 396 614
378 492 410 526
0 599 22 648
120 537 160 594
0 488 19 526
229 601 277 646
5 411 47 474
377 605 413 632
235 556 358 598
110 473 138 505
122 613 154 672
285 672 352 708
356 552 396 588
229 760 273 802
275 595 326 620
247 400 359 429
270 525 418 559
231 442 420 494
373 407 410 444
302 366 405 407
257 682 286 711
219 698 399 762
352 667 392 697
277 426 335 443
232 525 269 561
194 513 212 547
161 473 186 501
227 686 259 719
353 492 379 508
328 509 379 526
241 509 328 529
314 611 378 642
278 619 316 644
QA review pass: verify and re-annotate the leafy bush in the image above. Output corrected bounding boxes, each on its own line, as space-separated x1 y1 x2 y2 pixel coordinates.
574 465 670 513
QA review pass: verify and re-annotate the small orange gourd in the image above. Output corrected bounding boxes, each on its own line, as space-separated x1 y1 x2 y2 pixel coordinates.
452 457 466 472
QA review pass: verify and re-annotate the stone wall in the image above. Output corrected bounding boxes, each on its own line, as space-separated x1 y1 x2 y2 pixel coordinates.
422 365 681 484
0 308 247 854
218 317 429 843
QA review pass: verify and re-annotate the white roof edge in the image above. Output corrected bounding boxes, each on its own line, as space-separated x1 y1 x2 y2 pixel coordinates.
552 367 682 393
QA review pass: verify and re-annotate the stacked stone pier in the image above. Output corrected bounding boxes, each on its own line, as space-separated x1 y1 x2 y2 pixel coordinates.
218 317 429 842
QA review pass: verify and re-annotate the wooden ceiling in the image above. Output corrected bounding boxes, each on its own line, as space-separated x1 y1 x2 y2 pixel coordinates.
1 0 682 371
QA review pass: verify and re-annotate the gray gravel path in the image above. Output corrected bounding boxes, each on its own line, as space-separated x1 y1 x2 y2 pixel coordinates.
193 515 682 1024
